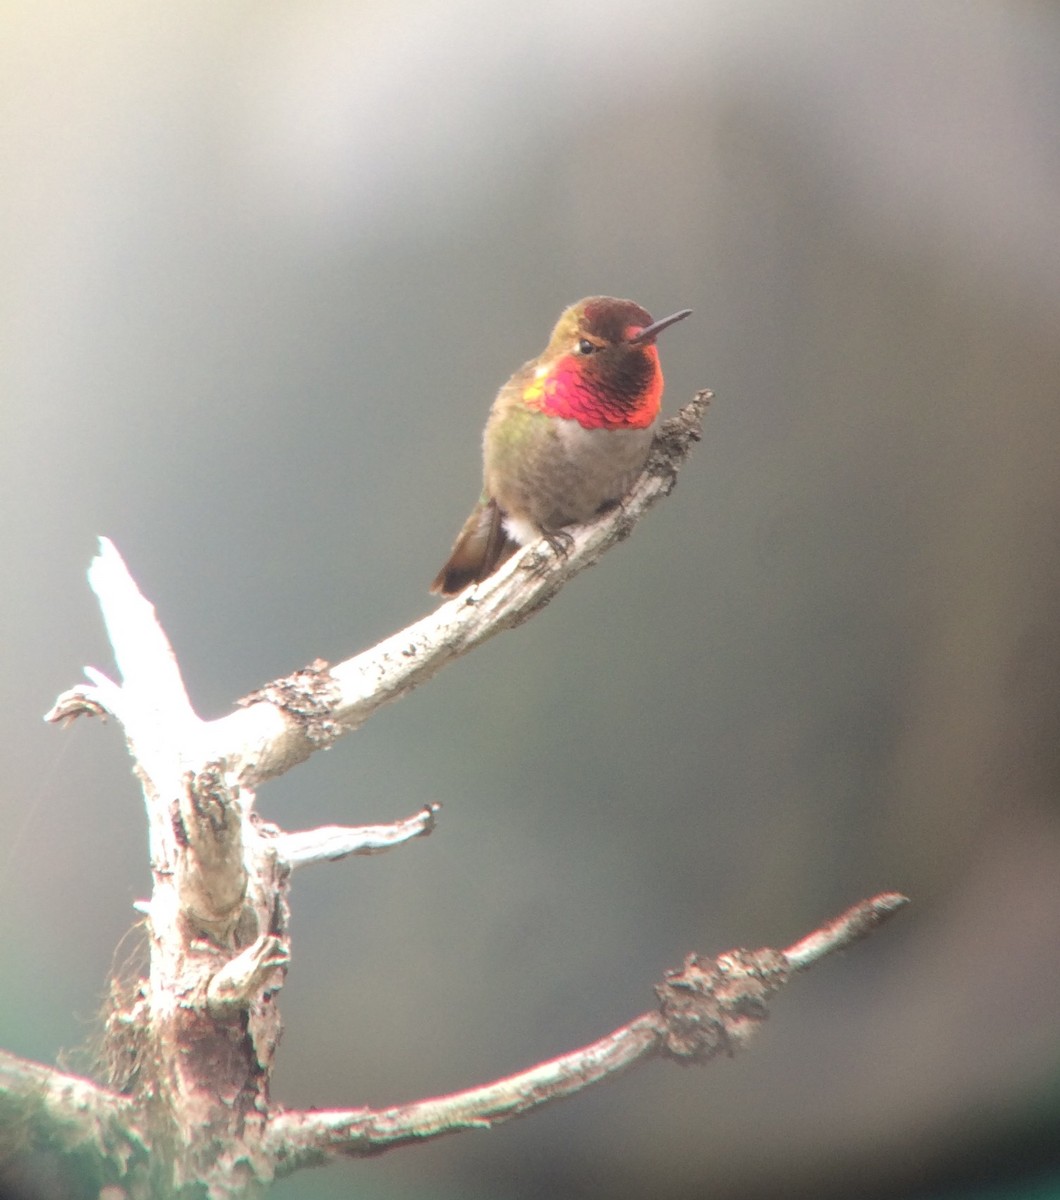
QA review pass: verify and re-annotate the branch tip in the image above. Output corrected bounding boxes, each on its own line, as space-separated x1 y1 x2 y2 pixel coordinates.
784 892 910 972
274 803 441 868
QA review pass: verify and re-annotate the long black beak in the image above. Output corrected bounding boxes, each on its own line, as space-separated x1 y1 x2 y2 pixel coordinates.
627 308 692 345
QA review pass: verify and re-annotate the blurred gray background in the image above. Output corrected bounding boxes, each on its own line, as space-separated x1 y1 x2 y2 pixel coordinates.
3 3 1060 1198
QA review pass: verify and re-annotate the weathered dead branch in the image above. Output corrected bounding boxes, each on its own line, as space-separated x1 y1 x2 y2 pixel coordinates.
0 392 907 1197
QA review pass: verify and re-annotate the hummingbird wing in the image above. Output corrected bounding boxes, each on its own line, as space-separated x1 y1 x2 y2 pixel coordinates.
429 497 519 596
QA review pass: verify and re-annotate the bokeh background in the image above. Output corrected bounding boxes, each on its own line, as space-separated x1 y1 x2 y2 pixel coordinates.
3 3 1060 1198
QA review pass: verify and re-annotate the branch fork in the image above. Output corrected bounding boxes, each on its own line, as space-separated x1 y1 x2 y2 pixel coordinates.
5 393 910 1198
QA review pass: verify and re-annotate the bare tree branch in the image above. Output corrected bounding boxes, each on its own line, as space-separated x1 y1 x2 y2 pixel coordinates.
0 1049 144 1178
264 893 909 1173
784 891 909 971
268 804 440 868
13 389 909 1197
45 392 712 793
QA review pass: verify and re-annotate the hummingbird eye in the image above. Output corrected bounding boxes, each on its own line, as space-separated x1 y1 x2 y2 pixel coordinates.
576 338 597 355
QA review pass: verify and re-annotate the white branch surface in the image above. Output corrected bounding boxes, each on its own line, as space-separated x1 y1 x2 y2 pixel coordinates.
272 804 440 868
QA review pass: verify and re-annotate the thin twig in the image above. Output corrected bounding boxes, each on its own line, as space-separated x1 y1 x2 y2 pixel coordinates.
271 804 440 868
784 892 909 971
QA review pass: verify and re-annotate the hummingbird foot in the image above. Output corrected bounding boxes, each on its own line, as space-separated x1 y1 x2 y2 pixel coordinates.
542 528 574 558
521 527 574 579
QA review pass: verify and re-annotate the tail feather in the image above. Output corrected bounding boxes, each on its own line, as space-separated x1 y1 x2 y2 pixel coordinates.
430 498 520 596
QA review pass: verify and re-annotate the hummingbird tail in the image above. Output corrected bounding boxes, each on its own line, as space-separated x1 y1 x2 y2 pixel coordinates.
430 498 520 596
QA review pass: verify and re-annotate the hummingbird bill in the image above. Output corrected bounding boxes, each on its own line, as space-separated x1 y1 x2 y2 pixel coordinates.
430 296 691 597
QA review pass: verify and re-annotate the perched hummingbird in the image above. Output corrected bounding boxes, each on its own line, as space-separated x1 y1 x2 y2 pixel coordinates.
430 296 691 596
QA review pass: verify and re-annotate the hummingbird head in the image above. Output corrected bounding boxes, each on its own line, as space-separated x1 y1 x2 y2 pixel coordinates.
527 297 692 430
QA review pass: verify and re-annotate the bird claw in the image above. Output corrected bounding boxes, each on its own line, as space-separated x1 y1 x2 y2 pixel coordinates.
522 528 574 579
542 529 574 558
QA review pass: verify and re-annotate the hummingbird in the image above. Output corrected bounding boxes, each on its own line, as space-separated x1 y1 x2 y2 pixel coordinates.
430 296 691 596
